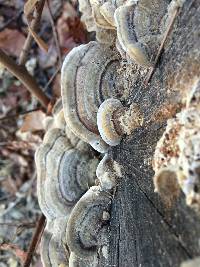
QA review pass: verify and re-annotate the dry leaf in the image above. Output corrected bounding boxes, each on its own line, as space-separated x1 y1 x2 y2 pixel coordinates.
57 3 87 53
20 110 46 132
0 243 27 263
0 29 26 57
29 27 49 52
47 98 57 115
24 0 39 17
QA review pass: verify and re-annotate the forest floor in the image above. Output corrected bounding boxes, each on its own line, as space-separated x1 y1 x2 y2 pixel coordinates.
0 0 87 266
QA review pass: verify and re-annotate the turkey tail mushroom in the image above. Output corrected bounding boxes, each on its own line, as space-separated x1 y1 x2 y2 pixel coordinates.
66 186 112 259
36 127 99 219
40 219 70 267
114 1 152 67
97 98 143 146
61 41 122 152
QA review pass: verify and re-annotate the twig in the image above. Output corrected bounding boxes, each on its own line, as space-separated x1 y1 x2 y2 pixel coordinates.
0 49 50 107
23 214 46 267
0 108 40 121
19 0 46 65
46 0 62 67
43 65 61 92
144 8 179 85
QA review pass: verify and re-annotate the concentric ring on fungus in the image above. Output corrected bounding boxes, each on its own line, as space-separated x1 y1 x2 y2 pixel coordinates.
114 0 154 67
97 98 144 146
36 126 99 220
61 41 121 153
66 186 112 258
40 219 70 267
97 98 123 146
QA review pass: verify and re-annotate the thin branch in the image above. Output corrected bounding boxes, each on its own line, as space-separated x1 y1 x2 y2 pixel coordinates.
23 214 46 267
19 0 46 65
0 49 50 107
46 0 62 67
144 8 179 85
43 65 61 92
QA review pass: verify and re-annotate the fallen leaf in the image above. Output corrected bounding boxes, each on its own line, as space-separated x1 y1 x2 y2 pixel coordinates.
5 141 35 152
20 110 46 132
0 29 26 57
1 83 30 111
24 0 39 17
57 3 87 53
0 243 27 263
29 27 49 52
16 129 42 145
47 98 57 115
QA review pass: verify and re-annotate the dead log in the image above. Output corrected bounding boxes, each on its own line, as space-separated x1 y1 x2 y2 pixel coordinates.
102 1 200 266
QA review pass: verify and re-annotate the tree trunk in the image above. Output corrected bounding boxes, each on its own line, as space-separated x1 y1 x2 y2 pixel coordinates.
101 1 200 266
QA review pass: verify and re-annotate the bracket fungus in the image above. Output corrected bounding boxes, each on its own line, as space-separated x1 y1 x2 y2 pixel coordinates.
79 0 171 67
97 98 143 146
91 0 116 30
96 153 122 190
35 125 99 220
35 104 103 266
61 41 122 152
40 219 70 267
35 97 123 266
66 154 122 265
114 1 151 67
66 186 112 259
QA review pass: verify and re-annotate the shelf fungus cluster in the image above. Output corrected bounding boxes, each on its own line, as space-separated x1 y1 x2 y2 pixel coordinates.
153 80 200 211
79 0 172 67
35 100 122 266
61 41 143 151
34 0 184 266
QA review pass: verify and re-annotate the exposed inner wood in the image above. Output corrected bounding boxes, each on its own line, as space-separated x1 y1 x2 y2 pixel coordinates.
100 1 200 266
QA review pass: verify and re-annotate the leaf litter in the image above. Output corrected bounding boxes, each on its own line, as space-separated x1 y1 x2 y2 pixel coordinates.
0 0 87 266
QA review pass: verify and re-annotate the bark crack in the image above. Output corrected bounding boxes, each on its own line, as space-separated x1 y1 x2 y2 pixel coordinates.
132 173 192 259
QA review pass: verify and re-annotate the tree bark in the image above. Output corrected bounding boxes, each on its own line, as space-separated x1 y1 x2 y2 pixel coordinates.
101 1 200 266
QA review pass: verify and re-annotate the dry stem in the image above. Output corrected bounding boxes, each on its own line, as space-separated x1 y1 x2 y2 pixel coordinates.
0 49 50 107
19 0 46 65
46 0 62 67
23 214 46 267
144 8 179 85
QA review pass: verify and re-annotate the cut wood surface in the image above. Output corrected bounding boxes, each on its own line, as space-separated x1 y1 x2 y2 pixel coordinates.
102 1 200 266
